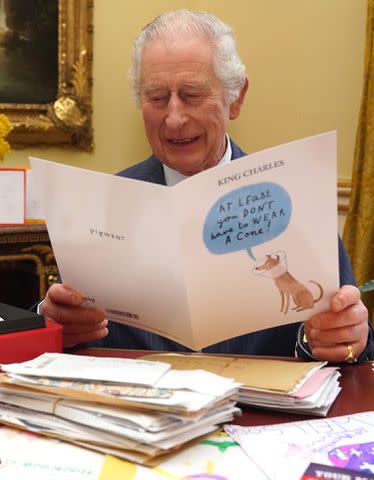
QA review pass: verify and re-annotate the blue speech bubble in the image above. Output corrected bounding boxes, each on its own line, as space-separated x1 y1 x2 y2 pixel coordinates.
203 182 292 260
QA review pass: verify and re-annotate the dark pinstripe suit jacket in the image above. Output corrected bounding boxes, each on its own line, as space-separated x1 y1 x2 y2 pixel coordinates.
89 139 374 360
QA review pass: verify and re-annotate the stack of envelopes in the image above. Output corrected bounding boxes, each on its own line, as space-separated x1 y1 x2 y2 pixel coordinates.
142 353 341 417
0 353 240 465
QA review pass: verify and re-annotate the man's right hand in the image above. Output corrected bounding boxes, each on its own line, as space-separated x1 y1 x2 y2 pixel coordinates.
41 283 108 348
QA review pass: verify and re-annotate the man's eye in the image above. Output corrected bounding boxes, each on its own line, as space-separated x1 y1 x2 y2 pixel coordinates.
151 96 168 102
183 93 202 102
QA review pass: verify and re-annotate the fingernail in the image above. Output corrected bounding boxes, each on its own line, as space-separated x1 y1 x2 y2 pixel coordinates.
333 297 343 311
310 328 317 339
72 293 82 304
310 348 321 360
100 327 108 338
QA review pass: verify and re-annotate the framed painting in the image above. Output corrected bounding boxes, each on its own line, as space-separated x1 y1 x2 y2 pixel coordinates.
0 0 93 150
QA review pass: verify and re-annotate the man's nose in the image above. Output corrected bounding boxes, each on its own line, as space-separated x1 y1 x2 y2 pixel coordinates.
165 95 187 129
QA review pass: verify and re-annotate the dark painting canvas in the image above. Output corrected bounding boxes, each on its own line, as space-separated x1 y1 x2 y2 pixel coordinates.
0 0 58 104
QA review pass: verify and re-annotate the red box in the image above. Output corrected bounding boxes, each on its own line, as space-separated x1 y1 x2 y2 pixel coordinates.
0 320 62 364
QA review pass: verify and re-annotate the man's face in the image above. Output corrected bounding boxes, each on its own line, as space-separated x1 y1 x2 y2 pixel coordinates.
139 35 234 176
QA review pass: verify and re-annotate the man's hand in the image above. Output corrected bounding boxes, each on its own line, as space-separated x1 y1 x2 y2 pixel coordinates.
304 285 369 362
41 283 108 348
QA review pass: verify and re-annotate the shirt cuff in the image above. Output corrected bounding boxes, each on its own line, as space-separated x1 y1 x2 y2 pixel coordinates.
36 299 44 315
295 324 318 361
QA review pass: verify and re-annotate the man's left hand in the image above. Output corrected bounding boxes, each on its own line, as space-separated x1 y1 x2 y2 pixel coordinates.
304 285 368 362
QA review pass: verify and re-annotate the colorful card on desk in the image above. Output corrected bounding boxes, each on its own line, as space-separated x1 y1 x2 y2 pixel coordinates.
301 462 374 480
225 411 374 480
0 425 103 480
98 432 264 480
0 427 262 480
0 303 45 334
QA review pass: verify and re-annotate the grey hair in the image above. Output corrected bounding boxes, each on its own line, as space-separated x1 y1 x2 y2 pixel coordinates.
131 9 246 105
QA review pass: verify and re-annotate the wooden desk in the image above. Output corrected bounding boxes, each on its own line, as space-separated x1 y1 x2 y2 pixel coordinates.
74 347 374 426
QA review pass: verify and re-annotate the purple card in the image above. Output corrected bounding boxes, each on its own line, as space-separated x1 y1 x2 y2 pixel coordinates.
301 462 374 480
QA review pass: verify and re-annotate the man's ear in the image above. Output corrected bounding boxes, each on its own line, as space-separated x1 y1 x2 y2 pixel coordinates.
229 78 249 120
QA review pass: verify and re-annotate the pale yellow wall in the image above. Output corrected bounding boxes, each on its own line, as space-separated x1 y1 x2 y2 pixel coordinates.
2 0 367 181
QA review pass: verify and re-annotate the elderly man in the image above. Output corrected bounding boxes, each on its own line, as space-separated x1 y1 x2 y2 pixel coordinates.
42 10 373 362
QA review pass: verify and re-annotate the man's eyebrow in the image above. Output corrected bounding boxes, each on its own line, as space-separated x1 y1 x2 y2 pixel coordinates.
180 82 210 92
182 81 208 88
141 84 167 94
140 85 168 97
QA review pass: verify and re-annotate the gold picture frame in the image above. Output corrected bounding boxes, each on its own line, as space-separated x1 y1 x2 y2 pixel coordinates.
0 0 93 151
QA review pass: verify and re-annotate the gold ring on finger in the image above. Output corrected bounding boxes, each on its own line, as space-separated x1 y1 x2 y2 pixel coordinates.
344 344 356 363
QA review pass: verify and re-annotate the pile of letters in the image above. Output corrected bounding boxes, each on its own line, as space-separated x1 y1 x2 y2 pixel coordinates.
0 353 239 465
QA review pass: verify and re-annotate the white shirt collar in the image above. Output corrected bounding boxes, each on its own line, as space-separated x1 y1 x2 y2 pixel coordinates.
163 134 232 186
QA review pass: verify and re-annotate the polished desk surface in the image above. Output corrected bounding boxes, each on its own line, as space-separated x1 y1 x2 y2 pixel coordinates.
74 347 374 426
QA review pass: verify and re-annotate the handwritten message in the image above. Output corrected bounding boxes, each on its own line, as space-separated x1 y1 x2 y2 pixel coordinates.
203 182 292 260
225 411 374 480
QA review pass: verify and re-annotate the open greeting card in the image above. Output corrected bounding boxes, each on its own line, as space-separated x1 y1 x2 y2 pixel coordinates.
30 131 339 350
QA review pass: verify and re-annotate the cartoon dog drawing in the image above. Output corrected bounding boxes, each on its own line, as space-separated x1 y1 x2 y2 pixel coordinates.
255 254 323 314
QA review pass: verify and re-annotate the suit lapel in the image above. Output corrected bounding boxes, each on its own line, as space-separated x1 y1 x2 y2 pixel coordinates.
230 138 247 160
